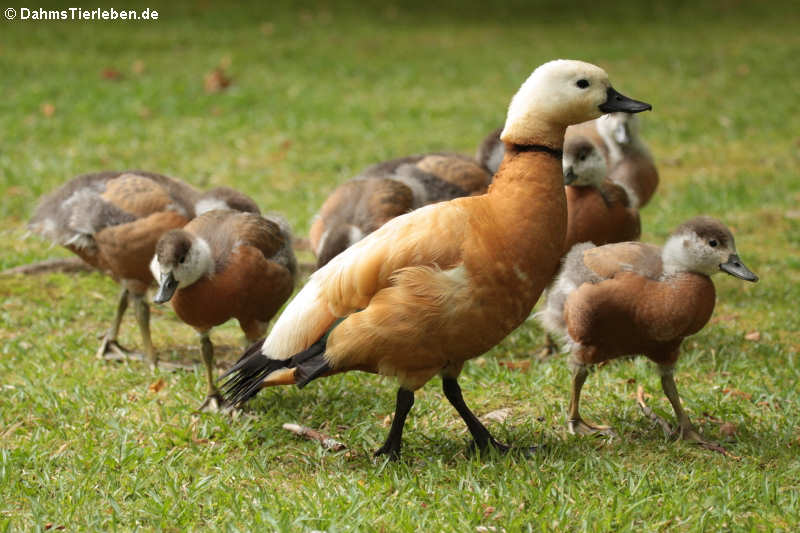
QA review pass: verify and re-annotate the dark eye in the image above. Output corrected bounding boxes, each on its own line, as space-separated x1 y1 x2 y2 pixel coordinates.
578 152 587 161
178 255 186 263
709 240 718 248
576 79 589 89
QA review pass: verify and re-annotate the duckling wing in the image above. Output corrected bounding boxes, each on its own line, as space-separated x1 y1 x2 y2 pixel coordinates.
582 241 662 280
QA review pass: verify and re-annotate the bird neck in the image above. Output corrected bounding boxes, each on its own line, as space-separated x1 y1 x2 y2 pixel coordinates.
483 141 568 279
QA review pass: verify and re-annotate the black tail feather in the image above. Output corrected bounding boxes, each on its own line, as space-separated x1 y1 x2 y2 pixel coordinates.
218 337 331 406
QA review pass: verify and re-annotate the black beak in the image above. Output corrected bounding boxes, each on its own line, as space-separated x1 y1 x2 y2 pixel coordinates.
599 87 652 113
719 254 758 282
153 272 178 303
563 167 578 185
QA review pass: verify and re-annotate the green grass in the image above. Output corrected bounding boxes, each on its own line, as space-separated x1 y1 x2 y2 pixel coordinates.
2 1 800 530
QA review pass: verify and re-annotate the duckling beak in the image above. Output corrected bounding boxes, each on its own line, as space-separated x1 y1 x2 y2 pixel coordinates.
563 167 578 185
720 254 759 282
153 272 178 303
599 87 652 113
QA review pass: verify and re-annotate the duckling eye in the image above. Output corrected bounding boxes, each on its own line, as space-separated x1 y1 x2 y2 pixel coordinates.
177 254 186 264
708 240 718 248
578 152 587 161
576 79 590 89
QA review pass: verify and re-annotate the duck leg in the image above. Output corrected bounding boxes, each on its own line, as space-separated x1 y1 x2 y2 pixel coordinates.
374 388 415 460
442 377 509 454
197 332 225 412
96 288 133 360
536 333 559 360
567 363 616 437
658 365 715 445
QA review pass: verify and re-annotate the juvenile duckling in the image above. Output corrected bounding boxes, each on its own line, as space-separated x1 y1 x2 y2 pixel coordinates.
28 171 259 368
150 210 296 409
538 216 757 445
220 60 651 459
595 112 659 208
562 134 641 251
309 154 490 268
536 135 641 358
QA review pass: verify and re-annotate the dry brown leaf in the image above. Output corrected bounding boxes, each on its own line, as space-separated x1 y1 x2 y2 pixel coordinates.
40 103 55 117
131 59 145 74
498 360 531 372
204 67 232 93
101 68 123 81
720 422 737 437
260 22 275 35
148 378 166 393
482 408 511 424
723 388 752 401
382 414 392 428
483 506 496 518
744 331 761 341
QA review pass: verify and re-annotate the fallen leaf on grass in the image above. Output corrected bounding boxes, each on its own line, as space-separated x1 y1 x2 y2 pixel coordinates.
282 423 346 451
723 388 752 401
498 360 531 372
148 378 166 393
744 331 761 341
101 68 123 81
52 442 69 457
710 313 739 324
204 67 232 93
381 414 392 428
482 408 511 424
131 59 145 74
44 524 65 531
40 103 55 117
719 422 738 437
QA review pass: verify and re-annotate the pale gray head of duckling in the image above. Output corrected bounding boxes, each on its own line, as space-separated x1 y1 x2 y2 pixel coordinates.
501 60 651 146
150 229 214 303
597 112 640 145
662 216 758 281
562 136 607 186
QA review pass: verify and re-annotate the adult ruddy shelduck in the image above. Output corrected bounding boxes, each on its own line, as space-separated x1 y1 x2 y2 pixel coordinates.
28 171 259 369
538 216 757 445
150 209 297 410
309 153 491 268
221 60 651 459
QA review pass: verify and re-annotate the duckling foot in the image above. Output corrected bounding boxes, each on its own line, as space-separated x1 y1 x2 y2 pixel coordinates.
567 418 617 438
197 392 228 413
152 359 197 372
96 337 145 362
534 335 559 361
677 426 738 458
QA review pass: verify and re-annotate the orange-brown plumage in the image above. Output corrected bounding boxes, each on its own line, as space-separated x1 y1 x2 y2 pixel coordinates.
310 154 491 267
222 59 653 458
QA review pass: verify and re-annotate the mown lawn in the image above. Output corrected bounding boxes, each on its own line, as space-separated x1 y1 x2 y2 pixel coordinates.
1 1 799 530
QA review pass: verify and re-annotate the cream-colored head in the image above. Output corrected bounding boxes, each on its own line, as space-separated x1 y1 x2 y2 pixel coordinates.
562 136 607 187
661 216 758 281
500 60 650 148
